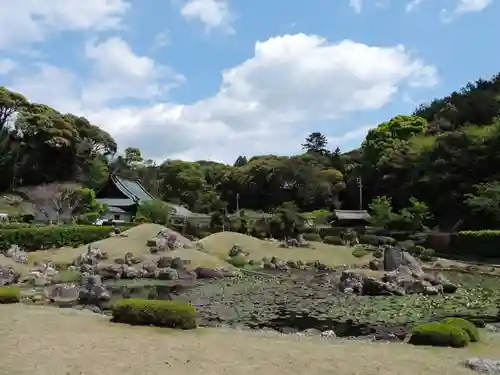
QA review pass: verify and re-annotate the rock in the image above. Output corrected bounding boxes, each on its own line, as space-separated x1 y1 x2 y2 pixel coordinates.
229 244 244 257
78 276 110 304
400 251 423 274
96 264 123 279
157 256 172 268
339 270 364 294
5 244 20 257
141 262 157 273
383 246 403 271
122 266 140 279
436 274 458 293
170 257 185 270
464 357 500 374
320 330 337 338
44 284 80 305
195 267 224 279
156 267 179 280
368 259 383 270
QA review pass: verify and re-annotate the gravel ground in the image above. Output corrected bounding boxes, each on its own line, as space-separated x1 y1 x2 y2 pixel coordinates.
1 304 499 375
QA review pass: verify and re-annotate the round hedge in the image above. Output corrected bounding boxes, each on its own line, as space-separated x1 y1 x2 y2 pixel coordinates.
111 298 198 329
409 322 470 348
323 236 343 245
442 317 480 342
0 286 21 304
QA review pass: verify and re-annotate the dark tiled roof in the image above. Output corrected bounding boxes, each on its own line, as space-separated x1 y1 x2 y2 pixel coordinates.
334 210 370 221
111 175 154 202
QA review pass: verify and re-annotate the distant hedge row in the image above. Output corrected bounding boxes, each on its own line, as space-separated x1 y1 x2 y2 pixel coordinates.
426 230 500 258
0 225 113 251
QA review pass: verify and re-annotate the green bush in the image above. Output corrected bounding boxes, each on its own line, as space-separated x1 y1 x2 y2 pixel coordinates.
323 235 344 245
409 322 470 348
442 318 479 342
0 225 112 251
352 247 370 258
409 245 425 257
111 298 198 329
419 248 435 261
75 212 100 225
0 286 21 304
227 255 248 267
317 227 344 238
359 234 395 246
302 232 322 242
455 230 500 258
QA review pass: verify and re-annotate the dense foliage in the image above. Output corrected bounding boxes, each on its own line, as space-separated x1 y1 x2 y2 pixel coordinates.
0 225 112 251
2 72 500 230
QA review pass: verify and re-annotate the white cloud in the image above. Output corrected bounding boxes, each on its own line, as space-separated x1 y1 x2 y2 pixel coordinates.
180 0 235 33
440 0 493 22
7 34 437 163
153 30 171 49
0 0 129 50
405 0 426 12
82 37 185 107
349 0 363 12
0 59 15 74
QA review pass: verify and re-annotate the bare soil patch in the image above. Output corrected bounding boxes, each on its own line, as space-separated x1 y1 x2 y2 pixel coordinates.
0 304 499 375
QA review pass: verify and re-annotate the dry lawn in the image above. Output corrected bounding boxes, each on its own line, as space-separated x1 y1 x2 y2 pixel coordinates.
0 304 498 375
200 232 372 266
1 224 233 273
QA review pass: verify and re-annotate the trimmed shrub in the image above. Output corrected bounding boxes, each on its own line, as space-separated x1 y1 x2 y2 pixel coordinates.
323 235 343 245
454 230 500 258
359 234 380 246
442 318 480 342
0 286 21 304
352 247 370 258
227 255 248 267
317 227 344 238
0 225 112 251
408 245 425 257
409 322 469 348
111 298 198 329
302 232 322 242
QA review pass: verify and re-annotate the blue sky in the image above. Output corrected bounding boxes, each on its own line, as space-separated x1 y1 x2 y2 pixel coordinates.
0 0 497 163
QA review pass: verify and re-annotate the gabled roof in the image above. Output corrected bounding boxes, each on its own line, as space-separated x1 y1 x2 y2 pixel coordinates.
110 174 154 202
333 210 370 221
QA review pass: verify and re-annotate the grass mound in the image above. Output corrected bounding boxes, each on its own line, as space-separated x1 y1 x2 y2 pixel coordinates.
199 231 370 266
442 317 480 342
111 298 198 329
20 223 231 270
0 286 20 304
409 322 470 348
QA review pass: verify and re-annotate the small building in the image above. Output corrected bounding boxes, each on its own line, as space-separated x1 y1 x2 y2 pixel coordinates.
330 210 371 227
96 174 155 222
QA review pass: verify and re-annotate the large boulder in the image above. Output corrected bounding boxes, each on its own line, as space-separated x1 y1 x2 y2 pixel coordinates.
0 265 19 286
383 246 403 271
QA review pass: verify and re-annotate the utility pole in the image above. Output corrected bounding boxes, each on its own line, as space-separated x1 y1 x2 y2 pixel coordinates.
236 192 240 216
356 177 363 210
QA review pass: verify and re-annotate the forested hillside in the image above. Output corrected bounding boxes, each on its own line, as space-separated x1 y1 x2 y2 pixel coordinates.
1 72 500 230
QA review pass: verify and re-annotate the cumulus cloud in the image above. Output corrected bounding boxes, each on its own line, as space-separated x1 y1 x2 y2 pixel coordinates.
0 0 129 50
180 0 235 33
7 33 437 163
441 0 493 22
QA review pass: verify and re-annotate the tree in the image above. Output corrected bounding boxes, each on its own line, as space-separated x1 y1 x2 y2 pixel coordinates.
136 199 171 225
465 182 500 224
368 196 394 229
233 155 248 167
302 132 328 155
